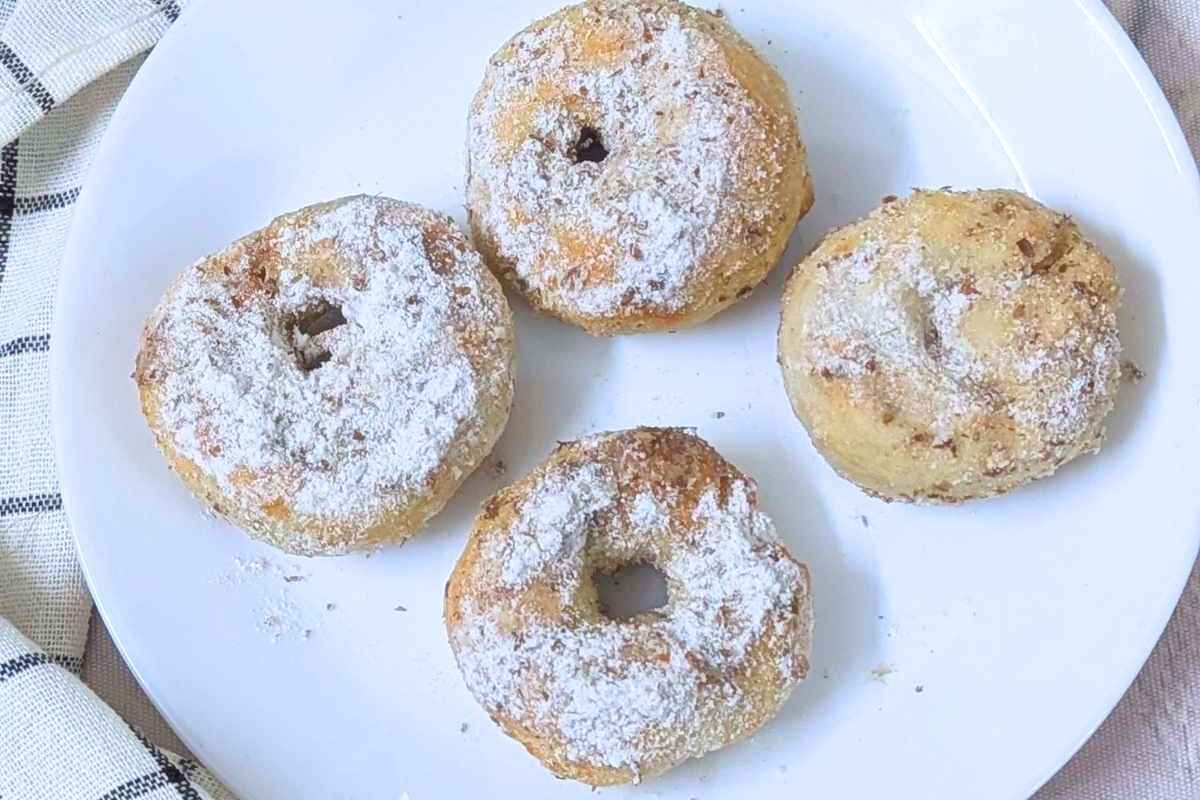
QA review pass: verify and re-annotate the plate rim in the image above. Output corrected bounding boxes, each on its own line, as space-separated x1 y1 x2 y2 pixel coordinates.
1014 1 1200 792
50 0 1200 797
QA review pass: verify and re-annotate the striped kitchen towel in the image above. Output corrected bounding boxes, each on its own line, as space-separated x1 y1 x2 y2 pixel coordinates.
0 2 231 797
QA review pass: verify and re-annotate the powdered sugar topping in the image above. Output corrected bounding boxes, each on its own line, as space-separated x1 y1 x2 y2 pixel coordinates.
140 196 511 548
490 463 617 588
800 237 983 439
798 228 1120 444
453 433 810 775
467 0 791 318
629 490 668 530
662 482 796 667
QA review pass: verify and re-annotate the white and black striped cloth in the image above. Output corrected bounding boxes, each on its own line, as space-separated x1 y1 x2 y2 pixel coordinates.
1 617 226 799
0 1 1196 799
0 2 230 798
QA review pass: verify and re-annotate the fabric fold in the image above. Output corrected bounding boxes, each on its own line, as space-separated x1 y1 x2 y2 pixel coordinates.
0 616 230 800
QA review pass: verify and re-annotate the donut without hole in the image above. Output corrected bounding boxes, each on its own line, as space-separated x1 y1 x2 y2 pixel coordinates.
778 188 1122 503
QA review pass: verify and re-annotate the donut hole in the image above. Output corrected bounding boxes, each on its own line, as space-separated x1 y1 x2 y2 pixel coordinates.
289 300 347 371
921 314 942 359
572 125 608 164
594 561 668 621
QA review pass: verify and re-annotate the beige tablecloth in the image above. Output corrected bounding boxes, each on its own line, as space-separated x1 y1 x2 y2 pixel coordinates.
0 1 1196 798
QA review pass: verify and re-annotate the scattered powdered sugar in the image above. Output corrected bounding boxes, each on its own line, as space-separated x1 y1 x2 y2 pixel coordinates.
453 441 809 775
211 555 303 586
257 592 307 643
211 554 321 643
141 196 510 544
467 0 789 317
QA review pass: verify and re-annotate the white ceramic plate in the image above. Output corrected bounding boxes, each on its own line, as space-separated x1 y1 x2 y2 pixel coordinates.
52 0 1200 797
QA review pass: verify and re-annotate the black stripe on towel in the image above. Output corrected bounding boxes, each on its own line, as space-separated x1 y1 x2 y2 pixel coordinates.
0 492 62 516
0 333 49 358
0 42 54 112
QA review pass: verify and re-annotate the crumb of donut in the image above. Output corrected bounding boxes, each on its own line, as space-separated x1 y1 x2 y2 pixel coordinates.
869 664 894 682
1120 360 1144 383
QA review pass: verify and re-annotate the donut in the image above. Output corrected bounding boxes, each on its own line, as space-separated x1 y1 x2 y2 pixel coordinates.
465 0 814 334
444 427 812 785
778 189 1122 503
134 196 515 555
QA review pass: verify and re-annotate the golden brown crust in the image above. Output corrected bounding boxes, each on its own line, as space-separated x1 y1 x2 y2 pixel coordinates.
466 0 813 334
445 428 812 785
778 189 1122 502
135 196 515 554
